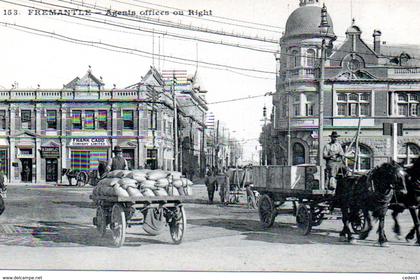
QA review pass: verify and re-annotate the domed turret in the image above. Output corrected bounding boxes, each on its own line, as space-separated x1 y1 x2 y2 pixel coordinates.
284 2 334 39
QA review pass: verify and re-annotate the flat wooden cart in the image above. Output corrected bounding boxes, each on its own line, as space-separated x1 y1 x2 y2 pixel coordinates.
90 194 186 247
251 165 364 235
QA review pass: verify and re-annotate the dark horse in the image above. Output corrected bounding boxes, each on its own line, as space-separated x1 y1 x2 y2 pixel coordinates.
336 162 406 246
389 157 420 245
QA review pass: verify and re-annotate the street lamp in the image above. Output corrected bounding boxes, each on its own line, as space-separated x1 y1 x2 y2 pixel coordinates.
318 3 330 189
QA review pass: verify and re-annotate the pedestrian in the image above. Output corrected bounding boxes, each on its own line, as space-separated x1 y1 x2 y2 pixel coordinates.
106 146 129 172
22 164 30 182
0 171 5 215
205 170 216 204
218 171 230 205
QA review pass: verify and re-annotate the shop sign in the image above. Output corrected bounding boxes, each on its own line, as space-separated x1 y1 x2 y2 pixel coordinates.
41 147 60 158
69 138 110 147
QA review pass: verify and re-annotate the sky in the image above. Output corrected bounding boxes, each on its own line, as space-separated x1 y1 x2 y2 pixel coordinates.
1 0 420 163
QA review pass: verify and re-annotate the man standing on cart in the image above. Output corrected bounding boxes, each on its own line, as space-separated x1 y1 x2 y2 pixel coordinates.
106 146 129 172
323 131 346 191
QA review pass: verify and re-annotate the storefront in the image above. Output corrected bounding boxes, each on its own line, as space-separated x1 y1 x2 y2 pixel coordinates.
41 146 60 182
68 138 110 172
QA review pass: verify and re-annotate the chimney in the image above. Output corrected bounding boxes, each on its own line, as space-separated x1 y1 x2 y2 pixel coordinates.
373 30 382 54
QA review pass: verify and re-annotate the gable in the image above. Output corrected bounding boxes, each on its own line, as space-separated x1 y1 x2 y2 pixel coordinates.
330 36 378 67
334 70 377 81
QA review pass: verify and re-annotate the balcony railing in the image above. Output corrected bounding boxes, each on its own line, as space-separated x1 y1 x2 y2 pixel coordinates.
388 68 420 79
0 89 146 100
285 67 319 80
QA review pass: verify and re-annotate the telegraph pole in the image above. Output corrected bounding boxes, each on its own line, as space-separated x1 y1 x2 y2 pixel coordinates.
263 105 268 166
172 74 179 171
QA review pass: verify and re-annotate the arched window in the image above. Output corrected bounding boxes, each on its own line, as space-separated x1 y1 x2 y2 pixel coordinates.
307 49 316 67
398 143 420 167
342 143 372 171
292 143 305 165
291 50 300 68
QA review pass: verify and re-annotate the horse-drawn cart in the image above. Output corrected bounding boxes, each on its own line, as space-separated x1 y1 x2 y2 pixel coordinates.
90 194 186 247
222 167 259 208
251 164 364 235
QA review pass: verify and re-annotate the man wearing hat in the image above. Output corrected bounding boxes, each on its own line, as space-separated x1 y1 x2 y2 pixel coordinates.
323 131 345 190
106 146 129 172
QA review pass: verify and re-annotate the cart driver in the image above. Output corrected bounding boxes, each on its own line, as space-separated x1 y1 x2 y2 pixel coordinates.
106 146 129 172
323 131 346 191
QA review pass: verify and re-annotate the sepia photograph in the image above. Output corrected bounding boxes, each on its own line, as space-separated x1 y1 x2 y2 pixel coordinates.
0 0 419 279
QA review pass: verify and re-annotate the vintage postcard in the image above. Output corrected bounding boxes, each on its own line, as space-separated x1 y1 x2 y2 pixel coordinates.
0 0 419 279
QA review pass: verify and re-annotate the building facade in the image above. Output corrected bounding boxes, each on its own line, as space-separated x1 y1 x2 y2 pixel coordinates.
0 66 208 183
272 0 420 170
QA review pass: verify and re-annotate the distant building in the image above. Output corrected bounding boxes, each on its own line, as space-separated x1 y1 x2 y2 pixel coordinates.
271 0 420 170
0 66 208 183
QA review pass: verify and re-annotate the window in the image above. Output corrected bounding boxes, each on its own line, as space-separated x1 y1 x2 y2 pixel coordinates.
290 49 300 68
0 149 7 177
307 49 316 67
305 95 315 116
148 110 157 130
397 92 419 116
0 110 6 130
21 110 31 129
84 110 95 130
398 143 419 167
342 144 372 171
97 110 107 129
293 104 300 116
336 92 371 117
46 110 57 129
72 110 82 130
146 148 158 170
292 143 305 165
71 150 90 171
123 110 134 129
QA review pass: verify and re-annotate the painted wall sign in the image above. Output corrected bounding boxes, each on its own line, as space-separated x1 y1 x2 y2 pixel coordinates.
41 147 60 158
69 138 110 147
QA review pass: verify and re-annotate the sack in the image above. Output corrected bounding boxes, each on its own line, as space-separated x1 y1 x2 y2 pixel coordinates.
127 187 143 197
141 188 156 197
166 186 179 196
181 178 193 186
117 170 131 178
100 186 115 196
114 186 130 198
107 170 124 178
168 171 182 180
147 171 168 181
172 179 183 188
155 178 170 187
177 187 186 196
141 180 157 189
126 172 147 183
118 178 138 186
153 188 168 196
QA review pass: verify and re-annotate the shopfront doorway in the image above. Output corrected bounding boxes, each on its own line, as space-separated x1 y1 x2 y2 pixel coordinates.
46 158 58 182
20 158 32 182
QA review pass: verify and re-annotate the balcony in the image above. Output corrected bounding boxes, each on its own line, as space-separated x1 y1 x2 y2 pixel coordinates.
285 67 318 80
388 68 420 79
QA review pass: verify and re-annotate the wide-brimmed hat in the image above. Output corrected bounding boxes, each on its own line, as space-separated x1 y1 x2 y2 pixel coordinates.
329 131 340 138
112 146 122 153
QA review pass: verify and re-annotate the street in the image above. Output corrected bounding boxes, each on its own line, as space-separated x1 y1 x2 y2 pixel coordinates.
0 184 419 273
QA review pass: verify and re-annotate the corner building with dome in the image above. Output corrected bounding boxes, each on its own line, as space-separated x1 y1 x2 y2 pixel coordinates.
271 0 420 170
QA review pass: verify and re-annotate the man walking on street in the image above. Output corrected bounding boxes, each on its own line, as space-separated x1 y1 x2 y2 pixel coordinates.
205 170 216 204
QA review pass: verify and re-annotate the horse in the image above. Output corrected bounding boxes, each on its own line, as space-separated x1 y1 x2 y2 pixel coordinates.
336 161 407 246
389 157 420 245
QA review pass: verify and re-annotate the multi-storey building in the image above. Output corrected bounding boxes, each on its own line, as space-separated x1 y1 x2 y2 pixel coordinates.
0 66 196 183
272 0 420 170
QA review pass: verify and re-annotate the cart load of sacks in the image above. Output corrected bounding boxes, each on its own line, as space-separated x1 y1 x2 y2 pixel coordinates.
92 169 193 198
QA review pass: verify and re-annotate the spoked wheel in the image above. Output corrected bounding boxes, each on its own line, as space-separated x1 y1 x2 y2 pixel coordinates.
311 207 325 227
95 206 107 237
296 204 312 235
143 208 165 236
258 194 276 228
350 209 365 234
76 171 88 187
110 204 126 247
169 205 187 244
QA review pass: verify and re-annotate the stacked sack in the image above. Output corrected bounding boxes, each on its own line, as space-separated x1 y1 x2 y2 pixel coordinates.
92 169 193 198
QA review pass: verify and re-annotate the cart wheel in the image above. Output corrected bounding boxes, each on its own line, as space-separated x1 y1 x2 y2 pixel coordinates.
350 209 365 234
110 204 126 247
143 208 165 236
169 205 187 244
258 194 276 228
296 204 312 235
95 206 107 237
76 171 88 187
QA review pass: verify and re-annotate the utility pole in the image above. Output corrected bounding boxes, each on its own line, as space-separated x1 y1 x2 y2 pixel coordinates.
215 120 220 171
263 105 268 166
287 79 292 166
172 74 179 171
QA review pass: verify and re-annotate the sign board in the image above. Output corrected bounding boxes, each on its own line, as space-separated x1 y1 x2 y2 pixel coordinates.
69 138 110 147
41 147 60 158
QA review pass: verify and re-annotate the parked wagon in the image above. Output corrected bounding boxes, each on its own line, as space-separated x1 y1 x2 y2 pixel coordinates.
90 194 186 247
251 164 364 235
222 167 259 208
